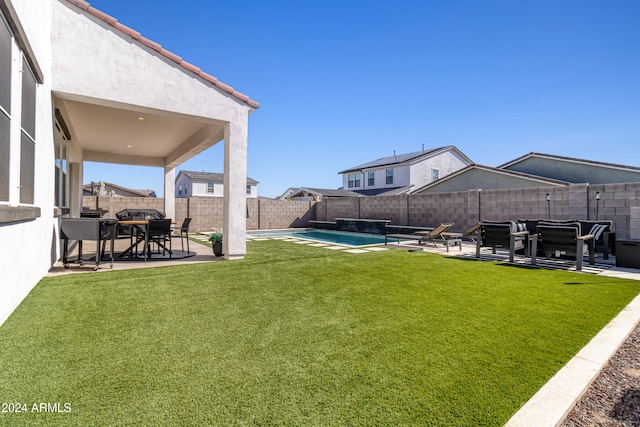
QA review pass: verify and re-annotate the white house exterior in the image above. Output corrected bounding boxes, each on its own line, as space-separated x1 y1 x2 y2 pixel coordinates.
338 146 472 196
176 170 258 198
0 0 258 325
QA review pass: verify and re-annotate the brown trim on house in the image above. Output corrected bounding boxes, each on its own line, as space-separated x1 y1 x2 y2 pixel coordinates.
0 0 43 83
55 109 72 140
0 205 41 224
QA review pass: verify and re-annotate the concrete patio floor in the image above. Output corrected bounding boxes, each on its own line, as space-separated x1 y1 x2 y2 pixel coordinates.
47 236 220 276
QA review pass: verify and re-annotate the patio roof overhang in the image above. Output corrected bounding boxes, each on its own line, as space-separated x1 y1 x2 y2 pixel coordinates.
49 0 258 260
54 96 225 168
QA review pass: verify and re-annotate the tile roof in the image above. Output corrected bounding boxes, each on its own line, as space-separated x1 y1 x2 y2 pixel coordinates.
179 170 259 185
64 0 259 109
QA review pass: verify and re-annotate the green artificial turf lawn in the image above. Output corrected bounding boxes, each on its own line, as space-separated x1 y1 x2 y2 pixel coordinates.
1 240 639 426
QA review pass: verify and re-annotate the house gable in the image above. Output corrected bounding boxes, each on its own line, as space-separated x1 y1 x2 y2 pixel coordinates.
176 170 258 198
339 146 472 194
412 165 569 194
499 152 640 184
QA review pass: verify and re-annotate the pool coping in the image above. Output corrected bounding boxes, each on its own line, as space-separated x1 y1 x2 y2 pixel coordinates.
246 228 389 249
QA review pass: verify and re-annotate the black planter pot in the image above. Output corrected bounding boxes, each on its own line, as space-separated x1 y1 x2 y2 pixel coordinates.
212 241 223 257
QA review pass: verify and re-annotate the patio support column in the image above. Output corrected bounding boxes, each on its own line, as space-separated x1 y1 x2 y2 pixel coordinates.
69 162 82 216
222 115 248 260
164 166 176 221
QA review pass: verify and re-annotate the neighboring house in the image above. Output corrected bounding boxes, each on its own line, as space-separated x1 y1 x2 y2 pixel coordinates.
175 171 259 198
0 0 258 326
412 164 570 194
83 181 156 197
499 152 640 184
338 146 473 196
279 187 362 202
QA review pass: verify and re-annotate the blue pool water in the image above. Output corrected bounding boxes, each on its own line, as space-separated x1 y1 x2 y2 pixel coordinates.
248 229 386 247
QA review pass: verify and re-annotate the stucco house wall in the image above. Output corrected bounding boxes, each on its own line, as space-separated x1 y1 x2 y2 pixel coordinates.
408 150 468 188
417 168 564 193
339 146 472 194
1 0 257 326
176 172 258 198
0 0 55 326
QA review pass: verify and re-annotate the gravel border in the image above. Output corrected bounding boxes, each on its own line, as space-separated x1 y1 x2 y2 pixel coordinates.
561 322 640 426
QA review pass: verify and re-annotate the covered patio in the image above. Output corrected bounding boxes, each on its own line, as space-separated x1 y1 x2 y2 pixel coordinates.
53 0 259 260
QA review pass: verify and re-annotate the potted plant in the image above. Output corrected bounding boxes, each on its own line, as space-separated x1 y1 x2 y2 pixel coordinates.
208 232 223 257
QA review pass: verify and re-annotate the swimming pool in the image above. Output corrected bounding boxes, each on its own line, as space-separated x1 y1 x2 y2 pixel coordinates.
247 229 386 247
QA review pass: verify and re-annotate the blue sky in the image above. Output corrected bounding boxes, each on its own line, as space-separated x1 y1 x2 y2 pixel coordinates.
84 0 640 198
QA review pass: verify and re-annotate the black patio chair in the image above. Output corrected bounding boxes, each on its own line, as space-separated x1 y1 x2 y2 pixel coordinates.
172 218 192 253
144 219 172 260
476 220 530 263
531 221 595 271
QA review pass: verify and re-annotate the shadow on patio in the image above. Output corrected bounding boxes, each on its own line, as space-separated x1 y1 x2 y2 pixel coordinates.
48 237 219 276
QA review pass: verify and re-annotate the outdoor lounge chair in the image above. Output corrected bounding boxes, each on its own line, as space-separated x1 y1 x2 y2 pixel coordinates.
461 223 480 243
407 223 463 252
417 223 456 246
476 221 530 263
531 221 595 271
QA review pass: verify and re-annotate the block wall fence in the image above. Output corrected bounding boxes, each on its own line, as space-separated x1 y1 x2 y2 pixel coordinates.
83 182 640 239
316 182 640 240
82 196 315 232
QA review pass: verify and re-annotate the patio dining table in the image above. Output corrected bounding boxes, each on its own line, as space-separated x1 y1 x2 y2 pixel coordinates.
118 220 174 259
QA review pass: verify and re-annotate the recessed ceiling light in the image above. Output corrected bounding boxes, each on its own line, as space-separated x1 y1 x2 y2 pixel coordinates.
137 117 145 121
127 144 133 148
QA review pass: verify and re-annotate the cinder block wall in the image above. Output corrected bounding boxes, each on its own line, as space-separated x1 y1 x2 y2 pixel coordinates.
82 196 165 218
360 196 408 225
325 198 360 220
83 196 315 232
256 199 315 229
83 182 640 237
316 183 640 238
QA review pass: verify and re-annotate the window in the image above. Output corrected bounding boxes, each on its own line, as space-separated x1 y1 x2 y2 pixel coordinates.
431 169 439 181
178 184 182 195
0 16 11 201
54 121 69 208
19 58 36 204
0 2 42 219
368 172 375 187
348 173 361 188
386 169 393 185
246 184 251 195
207 182 214 194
